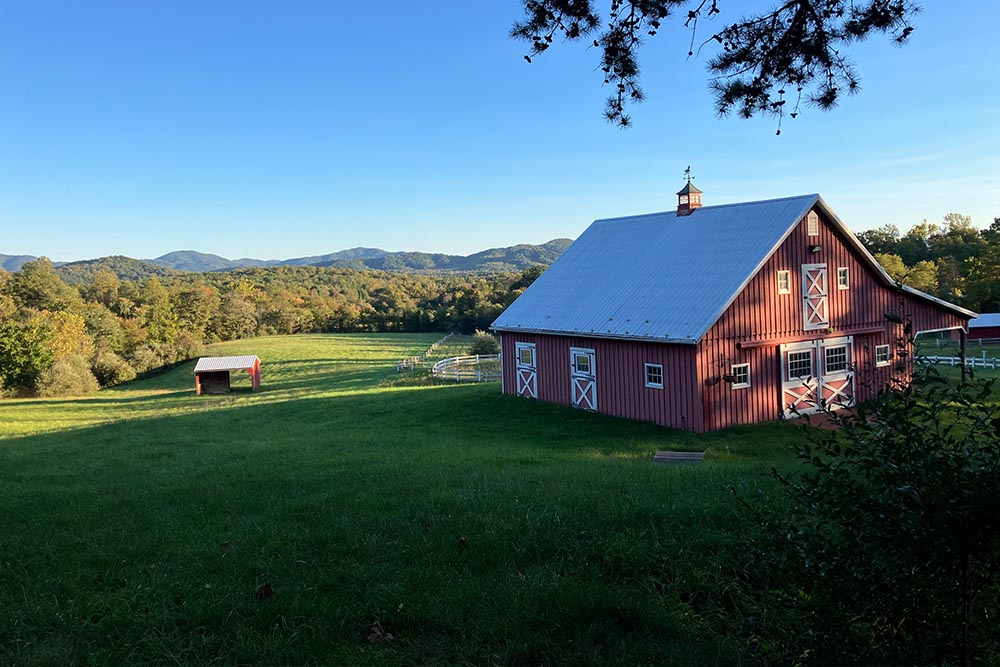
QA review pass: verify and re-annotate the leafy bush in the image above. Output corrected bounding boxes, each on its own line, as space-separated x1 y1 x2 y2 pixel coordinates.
127 344 164 374
171 331 205 362
36 355 99 397
747 371 1000 665
91 351 136 387
468 330 500 356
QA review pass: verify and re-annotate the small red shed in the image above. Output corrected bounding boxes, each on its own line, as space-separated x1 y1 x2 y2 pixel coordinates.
969 313 1000 340
194 356 261 395
492 187 977 432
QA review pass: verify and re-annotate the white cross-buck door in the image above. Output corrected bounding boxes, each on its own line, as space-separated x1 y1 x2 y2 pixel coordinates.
802 264 829 331
570 347 597 411
515 342 537 399
780 336 854 418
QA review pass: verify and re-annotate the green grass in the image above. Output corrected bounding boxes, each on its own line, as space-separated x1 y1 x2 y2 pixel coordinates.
0 333 805 666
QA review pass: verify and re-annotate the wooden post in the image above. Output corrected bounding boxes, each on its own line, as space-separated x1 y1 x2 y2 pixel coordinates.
960 328 968 383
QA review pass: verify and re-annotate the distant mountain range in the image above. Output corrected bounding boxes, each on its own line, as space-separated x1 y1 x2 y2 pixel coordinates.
3 239 573 281
0 254 43 272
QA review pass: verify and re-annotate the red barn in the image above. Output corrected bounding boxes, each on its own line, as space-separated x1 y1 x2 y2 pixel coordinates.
492 189 976 432
969 313 1000 340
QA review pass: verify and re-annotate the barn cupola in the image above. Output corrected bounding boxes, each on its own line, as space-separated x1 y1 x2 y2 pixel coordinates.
676 166 702 217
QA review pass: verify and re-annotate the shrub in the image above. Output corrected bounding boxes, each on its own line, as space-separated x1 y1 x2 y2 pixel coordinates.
91 351 136 387
171 331 205 363
468 330 500 356
36 355 99 397
127 344 163 374
746 371 1000 665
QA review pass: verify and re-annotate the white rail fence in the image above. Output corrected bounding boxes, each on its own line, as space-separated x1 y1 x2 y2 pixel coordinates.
930 336 1000 348
431 355 502 383
396 333 454 372
920 353 999 370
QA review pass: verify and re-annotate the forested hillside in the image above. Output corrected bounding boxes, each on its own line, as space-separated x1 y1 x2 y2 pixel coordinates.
0 258 545 397
57 256 184 284
315 239 573 272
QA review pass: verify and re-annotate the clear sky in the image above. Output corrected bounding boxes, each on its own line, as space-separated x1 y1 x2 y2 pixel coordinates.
1 1 998 261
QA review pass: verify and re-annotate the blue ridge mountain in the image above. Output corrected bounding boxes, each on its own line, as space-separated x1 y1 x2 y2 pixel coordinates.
4 240 572 280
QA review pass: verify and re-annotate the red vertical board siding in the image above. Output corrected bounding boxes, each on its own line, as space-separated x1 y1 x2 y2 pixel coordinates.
699 206 967 429
500 333 704 431
970 326 1000 340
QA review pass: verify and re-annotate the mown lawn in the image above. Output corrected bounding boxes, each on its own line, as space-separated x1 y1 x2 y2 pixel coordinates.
0 334 806 666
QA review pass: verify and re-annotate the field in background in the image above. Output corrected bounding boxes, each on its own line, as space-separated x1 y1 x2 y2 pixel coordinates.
2 333 807 665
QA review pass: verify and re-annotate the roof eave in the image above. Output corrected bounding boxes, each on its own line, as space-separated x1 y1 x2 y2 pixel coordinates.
813 196 978 320
490 326 697 345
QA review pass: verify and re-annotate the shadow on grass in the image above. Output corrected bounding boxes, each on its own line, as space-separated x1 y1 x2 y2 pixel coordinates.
0 383 805 666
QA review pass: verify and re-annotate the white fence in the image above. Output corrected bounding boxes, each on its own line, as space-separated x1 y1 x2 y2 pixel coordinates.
920 354 999 370
929 336 1000 348
431 355 502 382
396 333 454 372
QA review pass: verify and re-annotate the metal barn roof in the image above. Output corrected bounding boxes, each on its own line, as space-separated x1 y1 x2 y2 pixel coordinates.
970 313 1000 328
194 356 260 373
492 194 975 344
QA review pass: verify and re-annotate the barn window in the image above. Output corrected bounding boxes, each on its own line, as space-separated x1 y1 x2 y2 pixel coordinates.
825 345 849 374
644 363 664 389
517 346 534 367
837 267 850 290
787 350 813 381
777 270 791 294
875 344 891 367
731 363 750 389
807 211 820 236
574 352 591 374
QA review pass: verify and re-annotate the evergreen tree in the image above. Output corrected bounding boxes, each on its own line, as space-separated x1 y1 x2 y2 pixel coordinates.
513 0 919 127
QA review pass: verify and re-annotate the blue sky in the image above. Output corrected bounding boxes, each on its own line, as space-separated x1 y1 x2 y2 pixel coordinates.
1 1 998 261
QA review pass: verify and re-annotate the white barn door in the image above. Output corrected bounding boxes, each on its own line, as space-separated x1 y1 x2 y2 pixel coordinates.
515 342 537 399
802 264 829 331
780 336 855 418
818 337 855 410
570 347 597 411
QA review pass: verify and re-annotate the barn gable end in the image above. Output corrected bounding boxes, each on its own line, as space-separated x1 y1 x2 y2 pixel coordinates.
697 204 970 430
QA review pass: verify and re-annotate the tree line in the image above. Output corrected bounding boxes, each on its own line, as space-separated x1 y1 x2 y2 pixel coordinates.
0 259 544 397
857 213 1000 312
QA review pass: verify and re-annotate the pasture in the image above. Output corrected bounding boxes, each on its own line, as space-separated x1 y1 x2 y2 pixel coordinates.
1 333 808 665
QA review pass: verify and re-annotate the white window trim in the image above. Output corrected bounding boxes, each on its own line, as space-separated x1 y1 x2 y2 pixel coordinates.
787 349 814 381
875 344 891 367
824 345 849 374
644 363 664 389
515 342 535 369
777 270 791 295
837 266 850 290
731 363 750 389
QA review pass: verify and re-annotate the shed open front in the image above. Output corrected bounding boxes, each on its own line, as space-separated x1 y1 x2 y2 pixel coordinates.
193 356 262 395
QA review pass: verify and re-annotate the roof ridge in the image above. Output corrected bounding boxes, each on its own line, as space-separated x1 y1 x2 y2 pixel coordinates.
593 193 819 224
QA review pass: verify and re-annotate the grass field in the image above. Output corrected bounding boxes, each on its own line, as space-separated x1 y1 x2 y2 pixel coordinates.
1 333 813 665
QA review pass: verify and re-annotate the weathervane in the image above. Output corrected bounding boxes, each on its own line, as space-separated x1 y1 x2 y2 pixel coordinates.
683 165 695 184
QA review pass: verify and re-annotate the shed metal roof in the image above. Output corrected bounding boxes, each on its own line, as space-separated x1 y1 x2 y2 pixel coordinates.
194 356 260 373
492 194 975 343
970 313 1000 328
